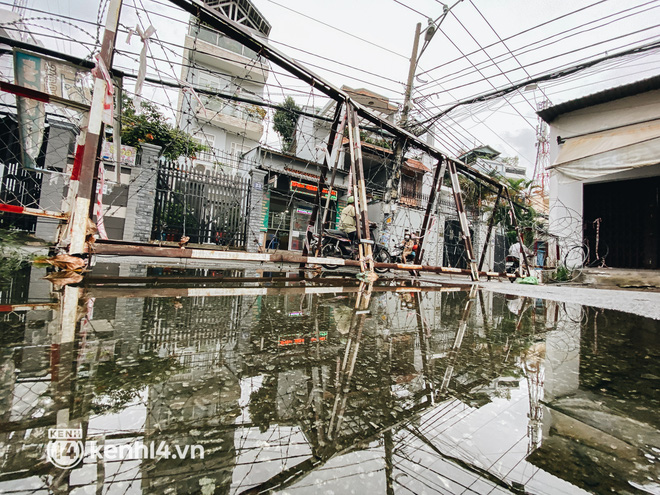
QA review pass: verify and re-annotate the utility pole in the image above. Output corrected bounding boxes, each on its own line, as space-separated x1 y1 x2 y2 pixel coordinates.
386 2 462 217
67 0 123 254
401 22 422 130
386 23 421 215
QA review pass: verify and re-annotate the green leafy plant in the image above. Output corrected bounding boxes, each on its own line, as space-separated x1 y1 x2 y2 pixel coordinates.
0 229 33 283
118 95 206 161
273 96 301 153
547 264 572 283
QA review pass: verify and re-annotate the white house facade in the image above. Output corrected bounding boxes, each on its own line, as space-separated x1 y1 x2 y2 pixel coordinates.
538 76 660 269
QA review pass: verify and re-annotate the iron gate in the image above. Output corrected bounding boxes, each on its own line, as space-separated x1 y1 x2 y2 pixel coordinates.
443 219 474 269
152 160 251 247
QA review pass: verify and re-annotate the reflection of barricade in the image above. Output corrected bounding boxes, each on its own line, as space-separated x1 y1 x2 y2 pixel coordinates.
0 305 56 424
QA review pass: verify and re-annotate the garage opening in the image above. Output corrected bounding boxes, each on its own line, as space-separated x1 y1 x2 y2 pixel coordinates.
583 175 660 269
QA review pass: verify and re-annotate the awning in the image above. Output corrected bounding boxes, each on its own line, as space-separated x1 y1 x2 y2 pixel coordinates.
403 158 430 174
549 119 660 181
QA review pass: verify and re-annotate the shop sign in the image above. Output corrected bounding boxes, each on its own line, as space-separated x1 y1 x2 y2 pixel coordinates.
261 191 270 232
14 49 92 169
290 180 337 200
279 331 328 346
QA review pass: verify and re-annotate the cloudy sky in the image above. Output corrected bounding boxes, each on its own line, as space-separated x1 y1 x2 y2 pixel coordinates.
8 0 660 175
247 0 660 172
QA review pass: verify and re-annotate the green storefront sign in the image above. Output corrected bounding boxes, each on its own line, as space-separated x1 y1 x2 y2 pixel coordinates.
261 192 270 232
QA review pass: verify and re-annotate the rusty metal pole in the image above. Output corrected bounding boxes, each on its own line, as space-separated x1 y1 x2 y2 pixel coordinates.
316 110 348 256
414 158 444 266
441 284 477 391
302 102 343 261
447 159 479 281
478 186 503 272
68 0 123 254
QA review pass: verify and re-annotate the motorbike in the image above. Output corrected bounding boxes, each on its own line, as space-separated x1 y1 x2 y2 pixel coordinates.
505 255 523 282
311 222 391 273
390 235 417 264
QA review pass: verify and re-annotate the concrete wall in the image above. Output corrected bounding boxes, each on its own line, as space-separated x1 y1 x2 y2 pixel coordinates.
295 107 329 164
123 143 160 243
549 89 660 139
246 168 266 252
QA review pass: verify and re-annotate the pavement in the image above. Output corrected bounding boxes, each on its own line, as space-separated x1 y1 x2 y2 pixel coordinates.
476 278 660 321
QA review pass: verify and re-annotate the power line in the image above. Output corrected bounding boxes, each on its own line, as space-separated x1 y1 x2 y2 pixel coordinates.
261 0 409 60
442 9 538 130
418 0 660 94
468 0 552 105
417 0 611 79
417 38 660 126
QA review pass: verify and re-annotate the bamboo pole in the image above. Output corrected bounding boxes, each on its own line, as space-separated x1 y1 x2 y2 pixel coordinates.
347 105 374 273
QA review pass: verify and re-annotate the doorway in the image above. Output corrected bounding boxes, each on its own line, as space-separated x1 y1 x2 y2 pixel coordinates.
583 175 659 269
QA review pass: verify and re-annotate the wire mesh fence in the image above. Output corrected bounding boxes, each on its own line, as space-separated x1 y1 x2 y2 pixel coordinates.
0 107 78 237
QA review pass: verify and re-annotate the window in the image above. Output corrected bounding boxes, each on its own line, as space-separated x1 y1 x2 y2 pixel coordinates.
193 133 215 162
230 142 250 157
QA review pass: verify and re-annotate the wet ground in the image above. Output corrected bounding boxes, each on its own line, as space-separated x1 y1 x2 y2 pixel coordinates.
0 263 658 494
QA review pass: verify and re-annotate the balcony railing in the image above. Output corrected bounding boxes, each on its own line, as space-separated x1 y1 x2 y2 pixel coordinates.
364 186 428 210
400 185 428 209
190 24 259 60
198 97 265 125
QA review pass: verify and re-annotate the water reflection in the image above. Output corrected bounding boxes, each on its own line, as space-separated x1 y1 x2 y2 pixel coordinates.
0 265 658 494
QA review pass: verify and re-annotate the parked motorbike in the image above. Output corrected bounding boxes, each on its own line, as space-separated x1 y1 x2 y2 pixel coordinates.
391 234 417 264
311 222 391 273
505 255 520 282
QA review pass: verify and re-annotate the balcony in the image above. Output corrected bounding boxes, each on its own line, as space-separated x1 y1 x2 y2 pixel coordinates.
196 98 265 141
400 184 429 210
194 146 260 170
185 27 269 83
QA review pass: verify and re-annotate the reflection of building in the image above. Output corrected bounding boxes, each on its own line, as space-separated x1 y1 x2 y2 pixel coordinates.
528 305 659 493
2 265 654 494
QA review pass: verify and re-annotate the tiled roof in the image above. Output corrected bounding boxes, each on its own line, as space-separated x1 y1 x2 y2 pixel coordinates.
403 158 430 173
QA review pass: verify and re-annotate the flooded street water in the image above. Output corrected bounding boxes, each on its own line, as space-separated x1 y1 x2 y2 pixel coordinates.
0 264 658 494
